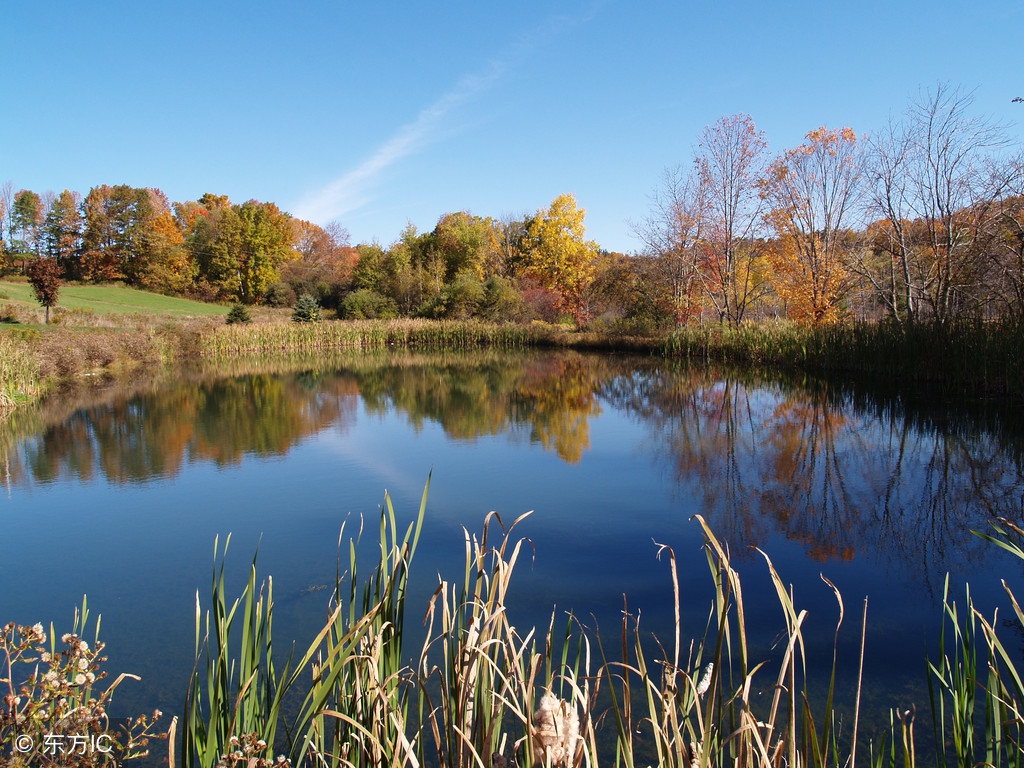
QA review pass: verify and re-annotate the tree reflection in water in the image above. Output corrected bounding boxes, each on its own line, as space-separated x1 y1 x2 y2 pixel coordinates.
1 350 1022 592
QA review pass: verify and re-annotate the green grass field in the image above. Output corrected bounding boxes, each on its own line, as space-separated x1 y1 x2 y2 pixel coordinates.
0 280 228 317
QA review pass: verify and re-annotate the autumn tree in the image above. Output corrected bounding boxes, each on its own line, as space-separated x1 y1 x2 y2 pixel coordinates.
522 194 599 326
762 127 863 324
490 212 529 278
179 193 234 297
429 211 493 281
11 189 44 261
388 223 430 311
392 212 501 317
80 185 159 283
234 200 295 304
42 190 84 279
27 257 61 323
180 195 294 303
863 84 1016 325
282 219 356 307
633 165 708 323
80 186 116 281
988 188 1024 320
140 210 193 294
351 242 388 295
694 114 772 325
0 195 5 271
0 181 13 258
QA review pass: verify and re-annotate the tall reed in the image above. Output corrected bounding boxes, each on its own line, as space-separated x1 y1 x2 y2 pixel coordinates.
181 479 431 768
177 484 1024 768
665 319 1024 397
925 519 1024 768
0 332 42 410
198 320 543 359
594 516 867 768
417 510 594 768
298 480 429 768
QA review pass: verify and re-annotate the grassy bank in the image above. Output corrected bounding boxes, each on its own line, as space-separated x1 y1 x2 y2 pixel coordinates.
0 279 228 317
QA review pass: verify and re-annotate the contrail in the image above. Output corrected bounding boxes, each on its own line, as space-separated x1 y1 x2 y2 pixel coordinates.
292 4 606 225
292 59 508 224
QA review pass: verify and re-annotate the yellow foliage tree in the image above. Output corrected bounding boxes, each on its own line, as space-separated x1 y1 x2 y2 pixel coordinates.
523 194 598 326
141 210 194 294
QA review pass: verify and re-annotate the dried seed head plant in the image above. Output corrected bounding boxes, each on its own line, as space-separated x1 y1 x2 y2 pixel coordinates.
531 694 580 768
0 598 165 768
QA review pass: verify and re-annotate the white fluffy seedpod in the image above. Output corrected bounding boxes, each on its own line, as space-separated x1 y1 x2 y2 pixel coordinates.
531 693 579 768
695 663 714 697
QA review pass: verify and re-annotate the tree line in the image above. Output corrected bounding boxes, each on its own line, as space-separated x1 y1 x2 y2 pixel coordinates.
2 84 1022 329
634 85 1024 328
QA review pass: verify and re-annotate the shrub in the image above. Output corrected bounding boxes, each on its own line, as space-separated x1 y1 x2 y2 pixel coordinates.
480 276 523 322
442 274 486 319
51 307 98 327
340 289 398 320
262 281 295 308
0 304 20 323
291 294 321 323
519 280 563 323
226 304 252 324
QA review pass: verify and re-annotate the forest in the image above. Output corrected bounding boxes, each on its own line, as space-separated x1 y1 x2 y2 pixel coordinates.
2 85 1023 332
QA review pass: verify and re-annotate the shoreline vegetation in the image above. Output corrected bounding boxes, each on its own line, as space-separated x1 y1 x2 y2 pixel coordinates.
1 302 1022 416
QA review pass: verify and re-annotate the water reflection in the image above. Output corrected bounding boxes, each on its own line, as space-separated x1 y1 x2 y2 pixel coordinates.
2 350 1022 590
601 367 1024 590
4 373 358 486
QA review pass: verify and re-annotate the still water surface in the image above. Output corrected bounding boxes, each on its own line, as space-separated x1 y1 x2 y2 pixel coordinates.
2 349 1022 741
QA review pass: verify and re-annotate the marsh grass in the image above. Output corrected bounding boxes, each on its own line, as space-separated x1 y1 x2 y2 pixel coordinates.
923 520 1024 768
184 482 961 768
197 320 546 358
0 333 40 411
666 320 1024 397
3 307 1021 419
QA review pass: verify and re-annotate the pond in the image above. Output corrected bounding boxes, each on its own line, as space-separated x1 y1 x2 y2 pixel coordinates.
2 348 1023 755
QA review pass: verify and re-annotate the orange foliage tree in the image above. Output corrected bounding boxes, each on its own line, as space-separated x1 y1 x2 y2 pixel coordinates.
762 127 862 324
140 210 194 294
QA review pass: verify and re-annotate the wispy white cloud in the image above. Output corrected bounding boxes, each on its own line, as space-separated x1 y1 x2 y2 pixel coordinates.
292 59 509 225
292 4 607 226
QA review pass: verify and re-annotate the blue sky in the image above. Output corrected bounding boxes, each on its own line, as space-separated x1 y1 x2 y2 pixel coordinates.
3 1 1022 253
